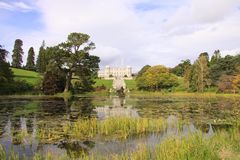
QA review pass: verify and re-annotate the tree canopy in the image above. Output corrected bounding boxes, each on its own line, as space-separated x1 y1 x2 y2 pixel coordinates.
137 65 178 91
46 33 100 92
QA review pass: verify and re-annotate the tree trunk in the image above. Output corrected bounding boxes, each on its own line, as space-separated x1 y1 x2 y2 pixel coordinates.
64 71 72 92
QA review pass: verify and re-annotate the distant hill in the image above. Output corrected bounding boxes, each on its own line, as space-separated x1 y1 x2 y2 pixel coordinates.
11 68 42 85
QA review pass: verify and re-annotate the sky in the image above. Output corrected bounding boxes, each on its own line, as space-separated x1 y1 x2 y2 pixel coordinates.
1 0 240 71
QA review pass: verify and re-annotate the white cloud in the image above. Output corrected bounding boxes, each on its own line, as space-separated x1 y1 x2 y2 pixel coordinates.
0 1 32 12
0 2 14 11
2 0 240 70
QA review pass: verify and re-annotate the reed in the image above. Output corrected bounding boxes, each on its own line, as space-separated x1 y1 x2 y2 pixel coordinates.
113 128 240 160
1 126 240 159
63 117 167 140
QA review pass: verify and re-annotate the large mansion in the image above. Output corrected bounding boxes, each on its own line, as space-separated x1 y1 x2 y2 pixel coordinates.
98 66 132 79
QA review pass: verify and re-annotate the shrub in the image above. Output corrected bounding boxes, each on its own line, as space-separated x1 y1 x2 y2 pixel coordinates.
0 80 33 95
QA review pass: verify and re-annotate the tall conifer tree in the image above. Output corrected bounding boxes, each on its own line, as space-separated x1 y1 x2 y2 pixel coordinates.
26 47 35 71
36 41 46 73
12 39 24 68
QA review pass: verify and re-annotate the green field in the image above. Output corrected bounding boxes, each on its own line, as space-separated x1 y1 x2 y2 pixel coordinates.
11 68 42 85
94 79 113 89
125 79 137 90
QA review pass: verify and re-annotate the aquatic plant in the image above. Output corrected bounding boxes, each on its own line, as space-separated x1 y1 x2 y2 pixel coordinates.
63 117 167 140
1 125 240 160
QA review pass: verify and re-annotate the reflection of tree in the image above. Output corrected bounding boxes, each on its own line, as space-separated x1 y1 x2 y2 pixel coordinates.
58 140 95 158
70 98 96 119
134 99 238 124
39 98 67 116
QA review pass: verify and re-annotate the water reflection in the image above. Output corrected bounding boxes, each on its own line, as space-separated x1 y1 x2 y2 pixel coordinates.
94 97 139 119
0 96 239 158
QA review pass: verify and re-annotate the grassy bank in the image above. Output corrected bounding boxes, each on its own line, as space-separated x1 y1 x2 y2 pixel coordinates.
94 79 113 89
11 68 42 85
125 79 137 91
127 91 240 99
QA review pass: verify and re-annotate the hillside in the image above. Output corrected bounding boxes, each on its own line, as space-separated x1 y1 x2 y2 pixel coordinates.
11 68 42 85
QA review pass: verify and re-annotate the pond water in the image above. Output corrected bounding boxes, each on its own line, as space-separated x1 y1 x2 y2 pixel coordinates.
0 95 239 158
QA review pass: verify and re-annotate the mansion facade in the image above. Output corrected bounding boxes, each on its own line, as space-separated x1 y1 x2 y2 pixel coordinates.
98 66 133 79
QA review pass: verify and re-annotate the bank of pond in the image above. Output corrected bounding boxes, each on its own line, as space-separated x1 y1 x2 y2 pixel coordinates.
0 96 239 159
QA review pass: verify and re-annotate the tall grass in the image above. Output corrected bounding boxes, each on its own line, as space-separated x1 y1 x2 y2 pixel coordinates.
2 124 240 160
63 117 167 140
112 128 240 160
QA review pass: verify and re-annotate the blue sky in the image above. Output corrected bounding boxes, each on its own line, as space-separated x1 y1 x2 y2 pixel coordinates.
1 0 240 71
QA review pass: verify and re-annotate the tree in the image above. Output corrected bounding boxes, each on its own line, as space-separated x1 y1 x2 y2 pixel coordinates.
42 71 58 95
0 45 8 62
12 39 24 68
183 65 192 90
218 75 234 93
36 41 46 73
50 33 100 92
136 65 178 91
209 54 240 85
210 50 221 65
137 65 151 78
26 47 35 71
232 74 240 93
171 59 191 77
0 45 13 83
194 53 210 92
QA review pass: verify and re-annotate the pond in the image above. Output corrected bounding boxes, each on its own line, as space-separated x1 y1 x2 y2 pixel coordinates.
0 95 239 159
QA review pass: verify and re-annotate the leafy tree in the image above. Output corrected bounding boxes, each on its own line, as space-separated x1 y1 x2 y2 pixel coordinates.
0 45 13 83
49 33 100 92
218 75 234 93
137 65 151 78
183 65 192 90
209 54 240 85
199 52 209 61
36 41 46 73
232 74 240 93
26 47 35 71
12 39 24 68
171 59 191 77
136 65 178 91
193 53 210 92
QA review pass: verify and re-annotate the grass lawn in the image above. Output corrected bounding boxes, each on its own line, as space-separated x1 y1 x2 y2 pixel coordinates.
94 79 113 89
125 79 137 90
11 68 42 85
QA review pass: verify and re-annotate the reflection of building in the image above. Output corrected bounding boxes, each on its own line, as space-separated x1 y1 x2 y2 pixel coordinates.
94 97 139 119
98 66 132 79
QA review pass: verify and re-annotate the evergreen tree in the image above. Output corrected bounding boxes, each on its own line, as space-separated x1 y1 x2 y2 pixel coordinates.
26 47 35 71
12 39 24 68
0 45 13 83
42 71 58 95
36 41 46 73
210 50 221 65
